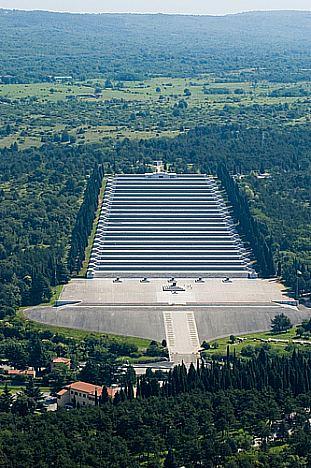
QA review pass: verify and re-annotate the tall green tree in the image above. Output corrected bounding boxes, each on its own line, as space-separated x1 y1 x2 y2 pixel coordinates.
271 313 292 333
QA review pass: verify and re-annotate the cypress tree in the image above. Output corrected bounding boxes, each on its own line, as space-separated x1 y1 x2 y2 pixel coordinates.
164 448 177 468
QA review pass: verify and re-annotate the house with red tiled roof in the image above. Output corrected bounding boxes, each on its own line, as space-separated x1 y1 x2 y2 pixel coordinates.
56 381 120 408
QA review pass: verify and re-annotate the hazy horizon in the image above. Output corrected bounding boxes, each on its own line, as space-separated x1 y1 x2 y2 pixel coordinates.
0 0 310 16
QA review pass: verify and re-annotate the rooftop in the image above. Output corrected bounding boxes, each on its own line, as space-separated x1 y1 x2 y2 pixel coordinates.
7 368 35 376
52 357 71 364
67 381 103 396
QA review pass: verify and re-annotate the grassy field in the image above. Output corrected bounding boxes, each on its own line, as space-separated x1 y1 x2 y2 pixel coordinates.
1 75 309 149
0 385 51 394
47 284 64 305
205 326 309 358
1 77 307 103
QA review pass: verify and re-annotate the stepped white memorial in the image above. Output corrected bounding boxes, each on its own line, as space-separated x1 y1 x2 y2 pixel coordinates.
27 171 306 366
87 173 256 278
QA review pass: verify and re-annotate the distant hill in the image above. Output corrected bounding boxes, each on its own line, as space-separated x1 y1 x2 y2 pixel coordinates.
0 10 310 82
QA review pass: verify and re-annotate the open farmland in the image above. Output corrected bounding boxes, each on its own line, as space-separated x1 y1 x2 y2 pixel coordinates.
0 75 310 149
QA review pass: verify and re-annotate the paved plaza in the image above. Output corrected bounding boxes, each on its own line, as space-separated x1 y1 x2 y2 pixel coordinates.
59 277 293 306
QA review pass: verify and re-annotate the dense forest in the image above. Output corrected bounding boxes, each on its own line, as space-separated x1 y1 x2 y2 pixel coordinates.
3 351 311 466
0 140 155 312
217 166 275 278
0 10 310 83
0 143 110 311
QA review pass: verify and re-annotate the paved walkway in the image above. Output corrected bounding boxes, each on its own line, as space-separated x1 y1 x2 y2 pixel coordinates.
163 311 200 365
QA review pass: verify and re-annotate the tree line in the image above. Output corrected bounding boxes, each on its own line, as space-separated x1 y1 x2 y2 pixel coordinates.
217 165 275 277
133 348 311 400
68 164 104 274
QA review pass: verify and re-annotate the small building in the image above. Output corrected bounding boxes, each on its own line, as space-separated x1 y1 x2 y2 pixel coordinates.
57 381 103 408
7 368 36 378
56 381 120 408
51 357 71 370
54 75 73 83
